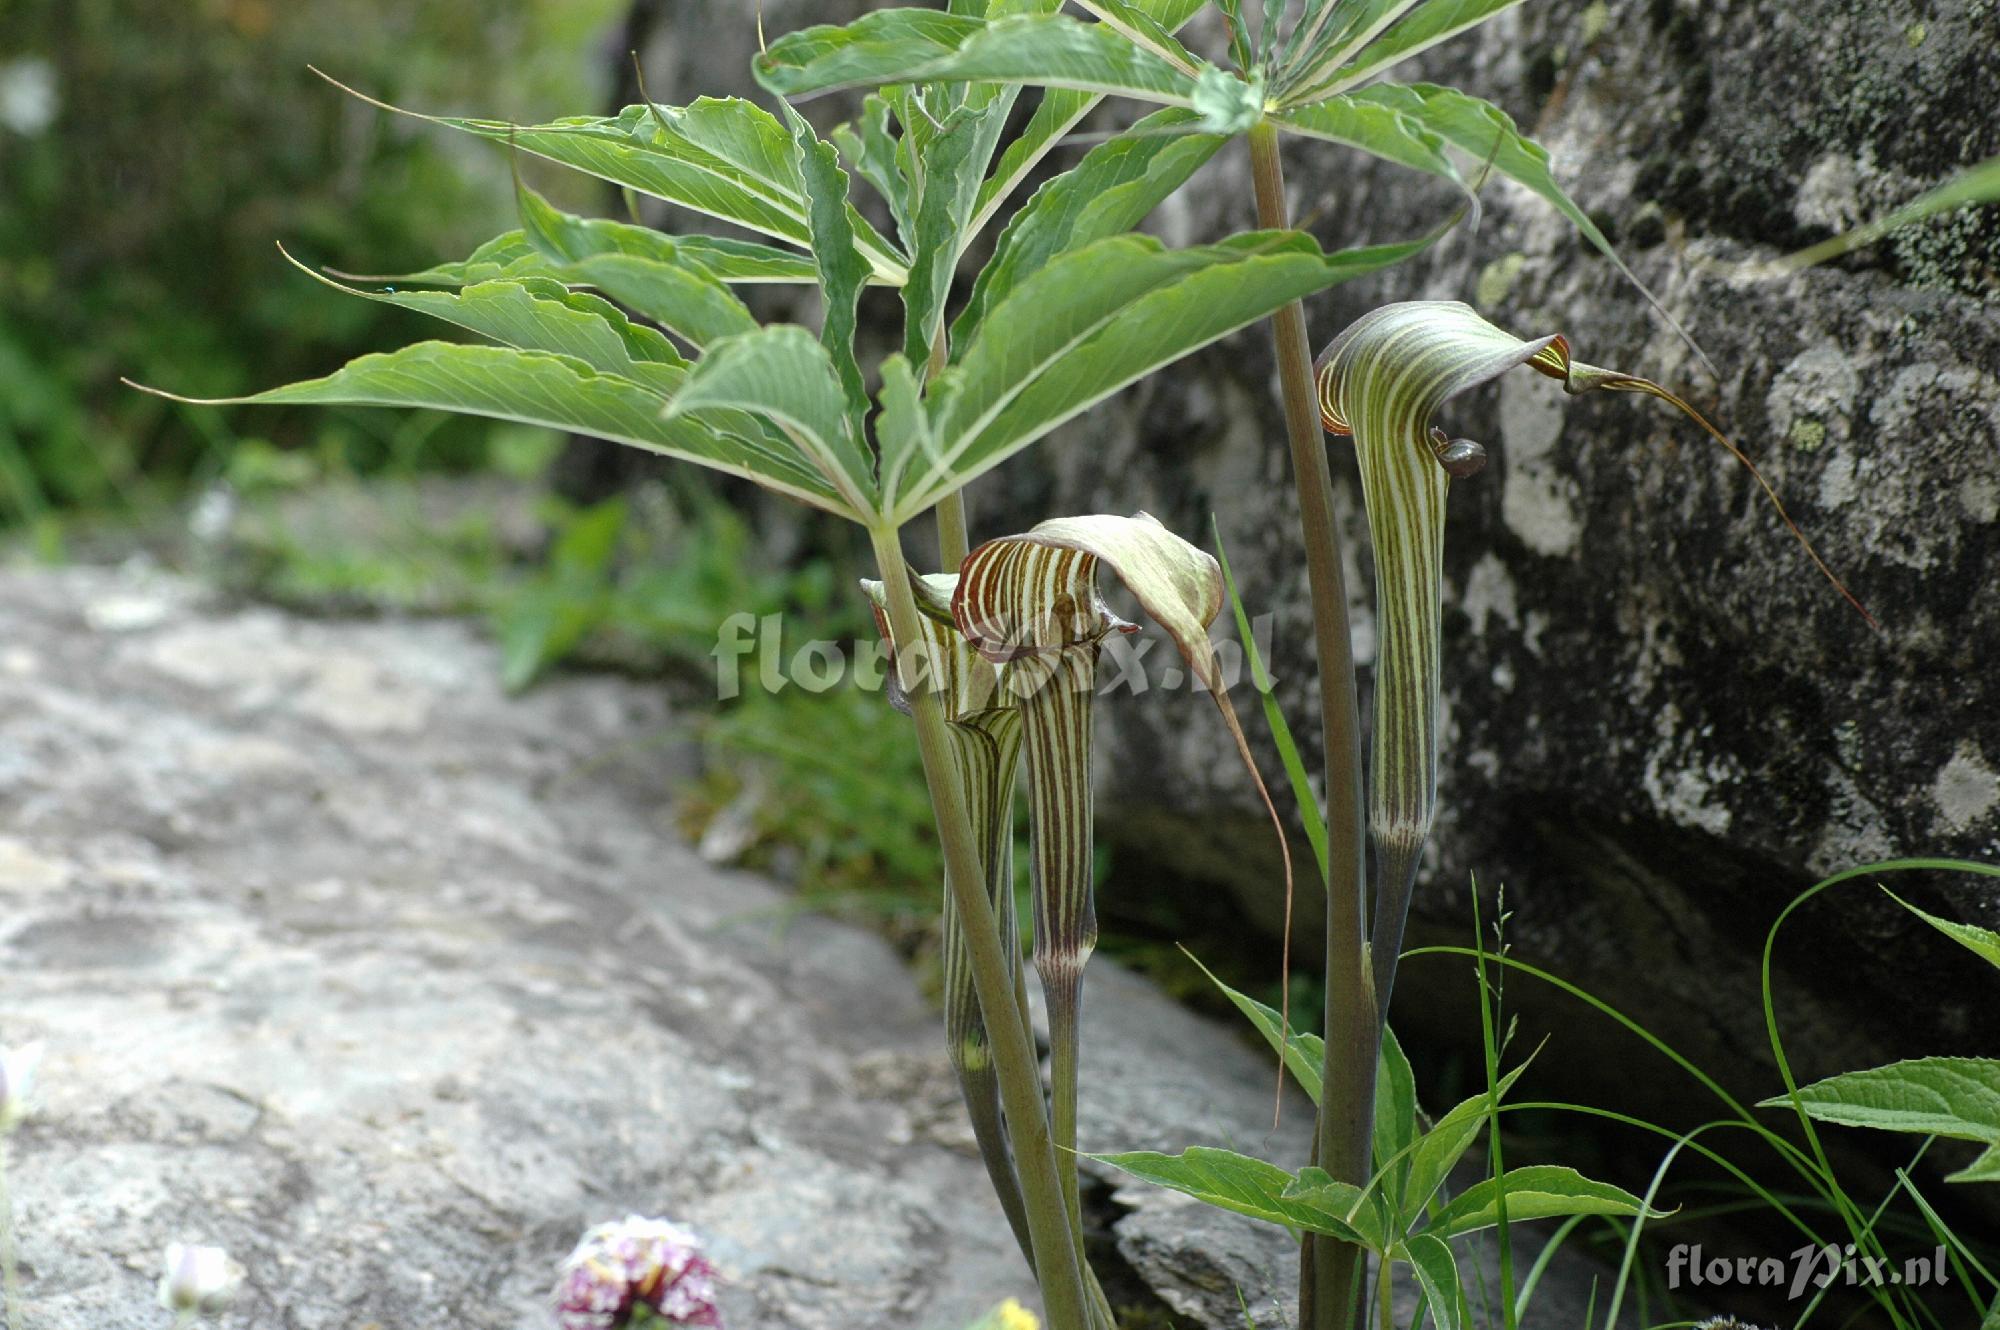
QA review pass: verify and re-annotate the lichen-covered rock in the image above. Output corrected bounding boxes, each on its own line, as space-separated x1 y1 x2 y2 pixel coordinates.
966 0 1999 1134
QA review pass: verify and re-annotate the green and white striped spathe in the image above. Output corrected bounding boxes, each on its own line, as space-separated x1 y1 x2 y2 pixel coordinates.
1316 300 1870 1015
1315 303 1556 950
955 513 1298 1147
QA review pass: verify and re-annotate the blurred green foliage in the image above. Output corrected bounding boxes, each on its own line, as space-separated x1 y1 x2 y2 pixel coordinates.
0 0 626 533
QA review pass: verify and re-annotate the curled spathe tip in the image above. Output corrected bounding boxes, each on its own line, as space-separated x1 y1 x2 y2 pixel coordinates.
1315 303 1876 630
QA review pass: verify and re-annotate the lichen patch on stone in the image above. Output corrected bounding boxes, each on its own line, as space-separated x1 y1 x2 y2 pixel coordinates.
1930 744 2000 835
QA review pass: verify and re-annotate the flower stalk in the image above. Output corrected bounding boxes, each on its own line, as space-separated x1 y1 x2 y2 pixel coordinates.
868 524 1095 1330
1245 118 1377 1330
865 574 1039 1270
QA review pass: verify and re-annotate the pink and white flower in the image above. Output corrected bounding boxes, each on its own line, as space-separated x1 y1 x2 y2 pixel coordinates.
553 1215 722 1330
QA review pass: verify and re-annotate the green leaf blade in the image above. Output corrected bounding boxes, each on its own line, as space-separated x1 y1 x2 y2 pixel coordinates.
143 342 852 516
954 107 1224 346
664 325 876 510
1397 1232 1465 1330
910 228 1437 522
1887 890 2000 973
1761 1057 2000 1152
435 99 906 282
784 106 879 448
1088 1146 1380 1244
759 12 1201 106
1425 1165 1660 1239
1272 93 1466 190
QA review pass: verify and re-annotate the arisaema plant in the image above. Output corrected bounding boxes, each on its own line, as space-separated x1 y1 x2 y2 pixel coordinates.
129 36 1426 1330
132 0 1883 1325
750 0 1704 1321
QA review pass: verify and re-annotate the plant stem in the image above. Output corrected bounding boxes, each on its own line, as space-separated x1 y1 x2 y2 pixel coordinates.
1245 118 1378 1330
1 1138 19 1330
936 490 971 570
928 323 972 574
870 525 1094 1330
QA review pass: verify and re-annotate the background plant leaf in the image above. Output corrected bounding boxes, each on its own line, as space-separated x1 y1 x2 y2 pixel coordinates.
1424 1164 1658 1239
1886 890 2000 973
1763 1057 2000 1183
1087 1146 1382 1244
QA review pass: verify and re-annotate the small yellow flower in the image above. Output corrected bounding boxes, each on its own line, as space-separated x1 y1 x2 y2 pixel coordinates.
995 1298 1040 1330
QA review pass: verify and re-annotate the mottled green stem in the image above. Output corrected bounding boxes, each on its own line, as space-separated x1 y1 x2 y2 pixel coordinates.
930 321 972 573
871 526 1093 1330
936 490 972 570
1246 119 1377 1330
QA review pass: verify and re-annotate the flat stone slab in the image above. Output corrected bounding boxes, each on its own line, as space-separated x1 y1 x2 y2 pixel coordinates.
0 562 1630 1330
1 563 1046 1330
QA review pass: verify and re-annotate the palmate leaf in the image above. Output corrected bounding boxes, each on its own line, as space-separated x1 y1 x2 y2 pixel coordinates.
953 107 1225 346
282 259 685 388
1282 0 1528 100
312 73 907 284
1338 83 1636 281
1278 0 1403 73
756 7 988 96
969 86 1095 241
1761 1057 2000 1184
782 103 877 438
1314 300 1870 1012
897 228 1438 523
516 187 759 349
833 95 916 249
757 12 1201 106
874 355 936 506
1272 93 1466 191
127 342 853 517
902 100 1008 364
762 0 1206 248
1071 0 1207 74
664 326 875 510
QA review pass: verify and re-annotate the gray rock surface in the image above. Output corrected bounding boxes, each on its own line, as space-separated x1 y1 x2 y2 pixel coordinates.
0 561 1032 1330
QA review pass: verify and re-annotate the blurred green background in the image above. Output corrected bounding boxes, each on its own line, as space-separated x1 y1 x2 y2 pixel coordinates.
0 0 636 534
